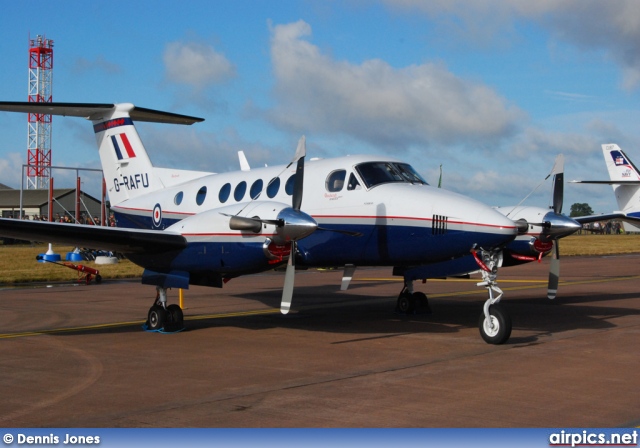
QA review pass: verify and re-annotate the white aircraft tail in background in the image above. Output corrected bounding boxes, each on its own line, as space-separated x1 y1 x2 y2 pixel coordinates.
600 144 640 223
572 143 640 232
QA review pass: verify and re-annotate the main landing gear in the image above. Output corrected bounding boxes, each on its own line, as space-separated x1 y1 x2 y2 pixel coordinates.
144 287 185 333
396 282 431 315
472 248 512 345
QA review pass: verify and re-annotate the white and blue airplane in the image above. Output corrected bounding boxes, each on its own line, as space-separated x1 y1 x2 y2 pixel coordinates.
0 102 577 344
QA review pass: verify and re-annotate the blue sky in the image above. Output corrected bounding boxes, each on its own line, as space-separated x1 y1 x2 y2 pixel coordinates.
1 0 639 214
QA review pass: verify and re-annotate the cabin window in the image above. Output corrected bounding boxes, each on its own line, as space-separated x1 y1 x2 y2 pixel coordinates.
234 181 247 202
285 174 296 196
174 191 184 205
326 170 346 192
266 177 280 198
250 179 263 200
196 186 207 206
218 183 231 203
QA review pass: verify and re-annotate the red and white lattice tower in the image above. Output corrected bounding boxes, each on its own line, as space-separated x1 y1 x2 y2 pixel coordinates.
26 35 54 190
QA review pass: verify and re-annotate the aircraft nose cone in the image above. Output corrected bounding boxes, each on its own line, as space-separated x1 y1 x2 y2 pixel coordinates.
541 211 582 241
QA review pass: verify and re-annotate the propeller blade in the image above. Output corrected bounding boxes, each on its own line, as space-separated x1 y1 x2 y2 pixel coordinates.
551 154 564 214
292 139 305 211
291 135 306 165
281 242 296 314
548 241 560 299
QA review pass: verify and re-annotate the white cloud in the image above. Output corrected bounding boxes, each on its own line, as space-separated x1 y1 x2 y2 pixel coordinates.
138 124 286 174
163 41 235 90
72 56 121 74
0 152 26 189
266 20 523 148
383 0 640 89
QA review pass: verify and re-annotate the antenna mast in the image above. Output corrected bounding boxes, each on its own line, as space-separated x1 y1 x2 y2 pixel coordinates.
26 34 54 190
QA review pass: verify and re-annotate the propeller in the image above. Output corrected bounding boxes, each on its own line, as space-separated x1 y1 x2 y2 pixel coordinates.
225 136 360 313
544 154 580 299
281 136 309 314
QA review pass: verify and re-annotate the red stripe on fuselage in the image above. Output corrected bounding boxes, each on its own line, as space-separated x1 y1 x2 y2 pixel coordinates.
314 214 516 230
114 208 515 231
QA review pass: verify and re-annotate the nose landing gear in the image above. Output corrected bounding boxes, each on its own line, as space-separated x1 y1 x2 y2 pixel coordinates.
472 248 512 344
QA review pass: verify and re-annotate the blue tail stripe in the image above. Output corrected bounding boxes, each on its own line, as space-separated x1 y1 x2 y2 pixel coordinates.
111 135 123 160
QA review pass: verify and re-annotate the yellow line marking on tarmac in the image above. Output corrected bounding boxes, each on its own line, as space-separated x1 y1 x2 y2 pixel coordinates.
0 309 280 340
185 309 280 321
357 275 640 298
0 320 146 339
2 275 638 340
358 277 549 284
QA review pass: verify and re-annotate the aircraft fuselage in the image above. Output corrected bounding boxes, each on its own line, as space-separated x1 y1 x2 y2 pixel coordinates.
116 155 517 283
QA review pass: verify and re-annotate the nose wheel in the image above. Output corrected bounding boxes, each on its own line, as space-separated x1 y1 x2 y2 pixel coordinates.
473 247 512 345
479 303 511 344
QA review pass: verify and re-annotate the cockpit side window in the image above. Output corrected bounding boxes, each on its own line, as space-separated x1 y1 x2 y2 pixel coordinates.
326 170 346 192
347 173 361 191
355 162 428 189
355 162 402 188
395 163 428 185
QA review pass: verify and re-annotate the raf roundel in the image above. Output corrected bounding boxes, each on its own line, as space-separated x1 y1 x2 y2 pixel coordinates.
152 203 162 228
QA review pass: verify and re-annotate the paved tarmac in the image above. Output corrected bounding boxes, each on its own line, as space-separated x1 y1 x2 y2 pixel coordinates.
0 254 638 428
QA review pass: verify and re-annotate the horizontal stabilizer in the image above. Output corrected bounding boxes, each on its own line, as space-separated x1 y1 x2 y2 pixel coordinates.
570 180 640 185
574 212 640 225
0 102 204 125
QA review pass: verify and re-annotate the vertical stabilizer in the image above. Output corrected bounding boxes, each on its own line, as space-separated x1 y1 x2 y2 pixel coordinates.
92 104 160 206
0 101 203 207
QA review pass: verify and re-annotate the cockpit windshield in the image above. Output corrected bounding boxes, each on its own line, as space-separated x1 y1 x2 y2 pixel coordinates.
355 162 428 189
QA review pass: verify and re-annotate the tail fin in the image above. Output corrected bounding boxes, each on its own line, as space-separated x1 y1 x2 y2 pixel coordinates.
94 104 159 204
0 101 203 206
601 143 640 221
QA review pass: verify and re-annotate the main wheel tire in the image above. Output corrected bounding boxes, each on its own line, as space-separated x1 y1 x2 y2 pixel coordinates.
148 305 167 331
167 304 184 325
412 291 431 314
397 294 416 314
478 304 512 345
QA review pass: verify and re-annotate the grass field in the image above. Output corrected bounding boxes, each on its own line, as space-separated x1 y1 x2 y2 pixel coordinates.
0 234 639 284
0 244 143 284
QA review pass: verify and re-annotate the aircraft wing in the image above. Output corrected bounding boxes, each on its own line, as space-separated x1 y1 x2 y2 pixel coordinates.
0 218 187 254
574 213 640 225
